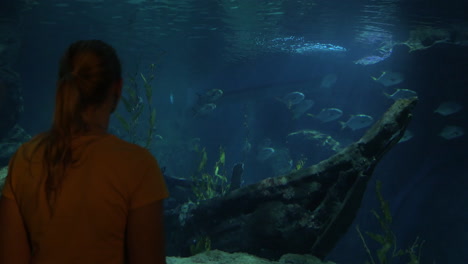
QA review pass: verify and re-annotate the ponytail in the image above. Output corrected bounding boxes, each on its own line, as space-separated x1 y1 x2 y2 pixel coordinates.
35 40 121 214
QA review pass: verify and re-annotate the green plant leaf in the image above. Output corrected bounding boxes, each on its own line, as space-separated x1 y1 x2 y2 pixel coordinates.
145 83 152 100
150 109 156 126
115 113 130 133
121 96 132 113
366 232 386 244
140 72 147 84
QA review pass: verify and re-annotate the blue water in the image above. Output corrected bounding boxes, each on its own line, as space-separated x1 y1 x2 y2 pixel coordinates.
2 0 467 263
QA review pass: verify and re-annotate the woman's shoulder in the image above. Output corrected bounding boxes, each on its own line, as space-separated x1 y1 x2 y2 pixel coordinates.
101 134 153 159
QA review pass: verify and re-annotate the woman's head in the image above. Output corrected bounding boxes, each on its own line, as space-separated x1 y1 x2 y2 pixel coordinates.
39 40 122 214
55 39 122 134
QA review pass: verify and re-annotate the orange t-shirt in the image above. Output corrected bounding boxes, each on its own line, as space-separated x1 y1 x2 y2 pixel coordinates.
1 133 169 264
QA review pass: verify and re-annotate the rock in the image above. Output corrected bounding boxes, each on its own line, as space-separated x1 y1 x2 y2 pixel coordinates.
164 98 417 260
166 250 335 264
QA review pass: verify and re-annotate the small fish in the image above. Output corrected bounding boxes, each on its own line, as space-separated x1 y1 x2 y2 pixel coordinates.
193 103 216 116
169 92 174 104
257 147 275 161
398 130 413 143
385 89 418 100
279 91 305 108
154 134 164 141
198 89 223 104
341 114 374 131
309 108 343 123
291 99 314 119
372 71 404 87
242 140 252 153
434 101 463 116
439 126 464 140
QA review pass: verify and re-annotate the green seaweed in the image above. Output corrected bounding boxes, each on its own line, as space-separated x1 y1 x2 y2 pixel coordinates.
356 180 424 264
189 235 211 256
114 63 158 149
191 146 230 203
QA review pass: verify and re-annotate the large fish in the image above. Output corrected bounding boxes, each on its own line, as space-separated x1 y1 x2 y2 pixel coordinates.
439 126 464 140
434 101 463 116
309 108 343 123
341 114 374 131
372 71 404 87
385 89 418 100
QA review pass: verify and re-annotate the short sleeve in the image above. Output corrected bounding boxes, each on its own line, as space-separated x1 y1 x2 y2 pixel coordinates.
129 153 169 210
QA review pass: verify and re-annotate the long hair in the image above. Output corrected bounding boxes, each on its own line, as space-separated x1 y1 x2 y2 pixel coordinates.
38 40 121 214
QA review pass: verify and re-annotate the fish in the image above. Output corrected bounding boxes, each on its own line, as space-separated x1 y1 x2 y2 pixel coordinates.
320 74 338 89
279 91 305 108
434 101 463 116
257 147 275 161
197 89 223 104
385 89 418 100
439 126 464 140
308 108 343 123
341 114 374 131
193 103 216 116
398 130 413 143
169 92 174 104
372 71 404 87
291 99 314 119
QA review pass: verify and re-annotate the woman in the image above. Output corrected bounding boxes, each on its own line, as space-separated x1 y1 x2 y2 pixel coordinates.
0 40 169 264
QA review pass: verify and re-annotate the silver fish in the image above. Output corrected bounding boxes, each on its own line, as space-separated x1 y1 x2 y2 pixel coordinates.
439 126 464 140
257 147 275 161
372 71 404 87
310 108 343 123
198 89 223 104
385 89 418 100
291 99 314 119
398 130 413 143
434 101 463 116
280 91 305 107
193 103 216 116
320 74 338 89
341 114 374 131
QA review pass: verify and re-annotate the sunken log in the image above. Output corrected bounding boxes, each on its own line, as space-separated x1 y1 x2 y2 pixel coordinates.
165 98 417 260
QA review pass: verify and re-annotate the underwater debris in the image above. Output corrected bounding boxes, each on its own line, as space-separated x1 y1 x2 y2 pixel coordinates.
165 98 417 259
165 98 417 260
229 163 244 192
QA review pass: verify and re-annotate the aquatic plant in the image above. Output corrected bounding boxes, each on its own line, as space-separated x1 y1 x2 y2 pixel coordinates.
189 235 211 256
292 155 307 172
191 146 230 203
114 63 157 149
356 180 424 264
